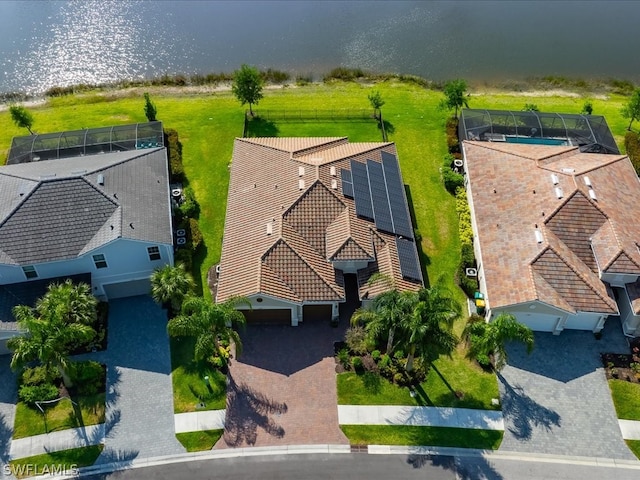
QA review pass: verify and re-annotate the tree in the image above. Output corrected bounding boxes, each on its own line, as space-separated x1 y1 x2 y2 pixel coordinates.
150 263 195 313
232 64 264 116
439 79 469 117
9 105 35 134
621 88 640 131
35 280 97 327
367 90 385 119
8 305 95 388
581 99 593 115
463 312 534 370
143 92 157 122
167 296 248 364
522 103 539 112
399 286 460 372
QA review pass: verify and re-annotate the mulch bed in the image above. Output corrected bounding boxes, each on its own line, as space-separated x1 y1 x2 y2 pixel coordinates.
602 338 640 383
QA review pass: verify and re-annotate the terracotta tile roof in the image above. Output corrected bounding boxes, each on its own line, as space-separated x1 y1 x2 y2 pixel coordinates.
464 140 638 315
217 138 422 306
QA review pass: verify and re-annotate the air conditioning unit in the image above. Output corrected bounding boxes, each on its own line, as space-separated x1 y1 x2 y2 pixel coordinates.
465 268 478 277
171 188 183 198
176 229 186 237
453 159 464 168
176 237 187 245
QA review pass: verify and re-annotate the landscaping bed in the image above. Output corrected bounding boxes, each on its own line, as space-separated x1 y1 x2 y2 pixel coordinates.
602 338 640 383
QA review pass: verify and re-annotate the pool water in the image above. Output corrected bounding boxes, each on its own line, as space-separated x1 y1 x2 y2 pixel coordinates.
505 136 568 146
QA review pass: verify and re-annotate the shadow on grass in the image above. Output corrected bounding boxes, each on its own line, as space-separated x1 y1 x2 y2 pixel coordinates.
497 372 561 441
360 371 382 395
192 243 208 297
378 119 396 139
405 185 431 286
407 453 504 479
221 373 288 447
0 412 11 465
245 117 280 137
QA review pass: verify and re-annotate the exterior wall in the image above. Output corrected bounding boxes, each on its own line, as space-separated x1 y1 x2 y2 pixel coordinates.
0 239 173 300
615 287 640 337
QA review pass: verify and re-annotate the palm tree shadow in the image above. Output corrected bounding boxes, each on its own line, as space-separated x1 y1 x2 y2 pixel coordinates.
497 372 561 440
0 412 11 465
407 453 504 479
220 373 287 447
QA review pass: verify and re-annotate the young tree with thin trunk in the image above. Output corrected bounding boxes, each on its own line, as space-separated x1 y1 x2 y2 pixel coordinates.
232 64 264 116
439 79 470 117
9 105 35 134
143 92 158 122
368 90 385 119
622 88 640 131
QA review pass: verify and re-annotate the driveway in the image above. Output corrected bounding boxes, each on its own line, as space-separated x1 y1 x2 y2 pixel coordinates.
498 317 635 459
216 321 349 448
0 356 16 478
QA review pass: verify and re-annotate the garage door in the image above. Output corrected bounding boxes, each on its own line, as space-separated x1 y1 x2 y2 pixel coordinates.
565 315 599 331
514 312 560 332
241 309 291 325
103 278 151 299
303 304 331 322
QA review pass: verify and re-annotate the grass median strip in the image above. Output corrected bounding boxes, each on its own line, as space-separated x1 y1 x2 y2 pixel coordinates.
626 440 640 460
341 425 503 449
8 445 103 479
176 429 224 452
608 379 640 421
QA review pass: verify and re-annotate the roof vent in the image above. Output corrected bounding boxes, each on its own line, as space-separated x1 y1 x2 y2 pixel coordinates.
97 174 105 185
555 187 563 199
331 179 338 189
562 168 575 174
298 179 305 190
298 166 305 177
584 176 592 187
535 229 544 244
18 183 30 196
330 166 336 176
266 222 273 235
589 189 597 201
551 173 559 185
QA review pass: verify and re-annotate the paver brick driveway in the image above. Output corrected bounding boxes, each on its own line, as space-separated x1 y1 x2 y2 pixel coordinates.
216 321 349 448
498 317 635 459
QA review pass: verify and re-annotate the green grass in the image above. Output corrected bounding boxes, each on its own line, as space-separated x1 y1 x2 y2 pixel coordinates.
608 379 640 420
338 356 500 410
341 425 503 449
12 394 105 439
626 440 640 460
8 445 103 479
176 429 224 452
170 336 227 413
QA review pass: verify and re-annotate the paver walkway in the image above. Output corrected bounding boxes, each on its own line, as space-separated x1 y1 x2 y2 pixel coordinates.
620 420 640 441
9 424 104 459
94 296 185 464
175 410 226 433
498 317 635 460
215 322 349 448
0 357 16 479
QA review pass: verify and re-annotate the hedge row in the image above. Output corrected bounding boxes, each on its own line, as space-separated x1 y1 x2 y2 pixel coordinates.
455 187 478 297
446 117 460 154
442 153 464 194
164 128 184 183
625 131 640 175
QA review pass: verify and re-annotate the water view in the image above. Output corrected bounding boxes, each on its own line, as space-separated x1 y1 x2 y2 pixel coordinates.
0 0 639 95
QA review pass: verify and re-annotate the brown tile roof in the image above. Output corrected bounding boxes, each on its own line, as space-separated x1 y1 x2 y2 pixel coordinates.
464 140 638 315
217 138 422 305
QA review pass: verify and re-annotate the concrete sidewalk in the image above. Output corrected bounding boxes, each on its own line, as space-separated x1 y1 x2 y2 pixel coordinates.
338 405 504 430
619 420 640 440
9 424 104 459
175 410 226 434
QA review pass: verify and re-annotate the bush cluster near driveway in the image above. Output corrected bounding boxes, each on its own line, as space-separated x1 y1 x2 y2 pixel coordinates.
8 445 103 479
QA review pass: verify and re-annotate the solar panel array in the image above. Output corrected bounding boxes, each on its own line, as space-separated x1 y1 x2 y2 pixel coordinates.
351 160 375 220
367 159 394 233
395 238 423 282
341 168 353 198
381 151 414 238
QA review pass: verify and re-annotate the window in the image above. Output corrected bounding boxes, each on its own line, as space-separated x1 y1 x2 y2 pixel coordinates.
22 266 38 279
147 246 161 261
92 254 108 269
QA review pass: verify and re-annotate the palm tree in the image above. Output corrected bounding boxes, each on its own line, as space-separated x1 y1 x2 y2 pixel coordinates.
35 280 97 326
8 305 95 387
167 296 249 364
400 286 460 372
351 288 416 355
150 263 195 313
463 312 534 370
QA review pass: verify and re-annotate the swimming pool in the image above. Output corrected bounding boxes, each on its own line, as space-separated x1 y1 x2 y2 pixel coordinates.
505 136 568 146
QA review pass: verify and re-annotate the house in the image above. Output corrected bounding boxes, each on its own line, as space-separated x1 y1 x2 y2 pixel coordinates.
0 122 173 354
460 109 640 336
216 137 423 325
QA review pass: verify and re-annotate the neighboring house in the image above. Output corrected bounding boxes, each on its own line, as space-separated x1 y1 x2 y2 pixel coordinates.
216 137 423 325
460 109 640 336
0 122 173 354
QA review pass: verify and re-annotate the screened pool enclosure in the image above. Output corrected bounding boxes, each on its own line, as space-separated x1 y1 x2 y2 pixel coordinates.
6 121 164 164
458 109 619 154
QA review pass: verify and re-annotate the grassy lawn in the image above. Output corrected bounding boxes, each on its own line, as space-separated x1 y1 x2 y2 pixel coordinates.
338 356 499 410
176 429 224 452
608 379 640 421
8 445 103 479
171 336 227 413
627 440 640 460
341 425 503 449
12 394 105 439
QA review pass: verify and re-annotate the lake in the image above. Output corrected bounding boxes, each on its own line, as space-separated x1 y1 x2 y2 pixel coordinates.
0 0 639 95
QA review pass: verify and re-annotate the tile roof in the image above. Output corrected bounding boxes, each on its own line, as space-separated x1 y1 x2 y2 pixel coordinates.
217 138 422 305
464 140 639 315
0 147 172 265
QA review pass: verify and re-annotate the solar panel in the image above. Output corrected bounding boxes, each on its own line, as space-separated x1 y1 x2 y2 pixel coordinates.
341 168 354 198
350 160 374 220
382 151 413 239
395 238 423 282
367 159 394 234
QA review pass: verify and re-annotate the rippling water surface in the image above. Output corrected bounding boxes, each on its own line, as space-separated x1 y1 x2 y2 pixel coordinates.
0 0 639 95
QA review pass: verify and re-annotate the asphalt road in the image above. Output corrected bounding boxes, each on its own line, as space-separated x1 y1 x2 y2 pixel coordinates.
83 453 640 480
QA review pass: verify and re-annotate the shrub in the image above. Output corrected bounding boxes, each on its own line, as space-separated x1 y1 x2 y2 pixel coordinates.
211 356 225 369
174 248 193 272
378 354 391 369
351 356 364 372
19 384 59 405
323 67 366 82
457 264 478 298
371 350 381 362
179 187 200 219
71 361 105 396
393 372 404 385
164 128 184 183
446 117 460 154
295 74 313 86
443 169 464 194
393 349 405 361
189 218 203 252
345 326 369 355
261 68 290 84
21 366 55 386
460 242 475 267
625 131 640 175
337 348 351 369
